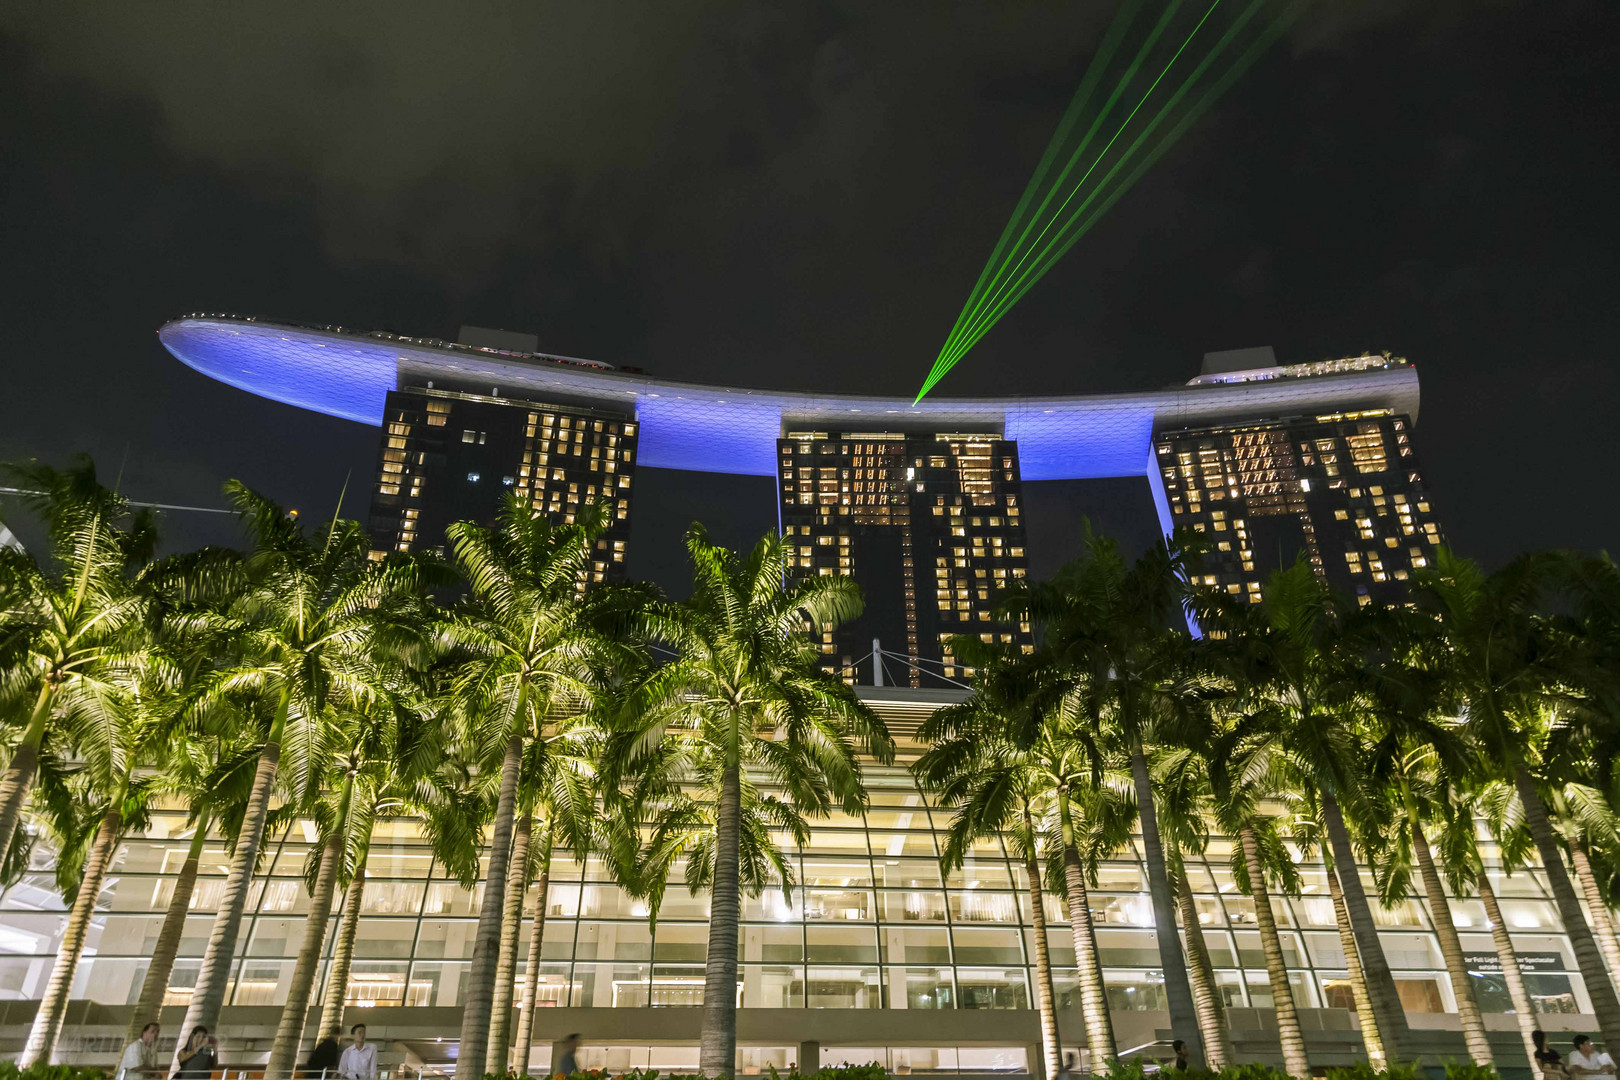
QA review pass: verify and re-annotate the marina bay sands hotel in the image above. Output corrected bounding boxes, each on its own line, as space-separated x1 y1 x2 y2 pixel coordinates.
161 315 1441 688
154 317 1445 683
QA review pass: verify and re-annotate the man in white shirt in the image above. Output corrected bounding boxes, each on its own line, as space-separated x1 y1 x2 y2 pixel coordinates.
1569 1036 1616 1078
338 1024 378 1080
117 1022 162 1080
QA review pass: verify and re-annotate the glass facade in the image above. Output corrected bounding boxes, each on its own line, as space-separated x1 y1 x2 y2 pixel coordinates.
0 695 1598 1068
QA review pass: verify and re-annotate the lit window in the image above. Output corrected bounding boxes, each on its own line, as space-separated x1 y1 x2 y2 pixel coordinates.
467 472 481 482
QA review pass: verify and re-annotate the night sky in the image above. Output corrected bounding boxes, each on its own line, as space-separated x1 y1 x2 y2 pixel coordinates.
2 2 1616 593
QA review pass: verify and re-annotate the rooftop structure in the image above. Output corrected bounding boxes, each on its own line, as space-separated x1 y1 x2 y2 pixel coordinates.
158 316 1420 495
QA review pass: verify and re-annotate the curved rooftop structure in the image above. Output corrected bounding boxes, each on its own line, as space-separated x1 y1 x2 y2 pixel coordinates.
159 314 1420 481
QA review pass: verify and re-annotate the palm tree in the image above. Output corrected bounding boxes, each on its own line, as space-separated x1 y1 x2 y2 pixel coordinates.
913 645 1070 1080
0 459 154 871
999 528 1208 1067
440 497 646 1080
1213 559 1414 1061
18 645 179 1065
171 481 436 1065
1414 549 1620 1050
266 613 445 1080
613 526 893 1077
1153 741 1237 1071
499 707 610 1075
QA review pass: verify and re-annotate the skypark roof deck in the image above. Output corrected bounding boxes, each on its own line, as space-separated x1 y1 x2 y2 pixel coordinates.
160 314 1420 481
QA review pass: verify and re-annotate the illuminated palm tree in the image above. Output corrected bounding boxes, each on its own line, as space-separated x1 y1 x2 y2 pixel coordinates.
999 528 1209 1067
611 526 892 1077
914 644 1069 1080
171 481 437 1066
1413 549 1620 1050
440 497 646 1080
0 459 155 871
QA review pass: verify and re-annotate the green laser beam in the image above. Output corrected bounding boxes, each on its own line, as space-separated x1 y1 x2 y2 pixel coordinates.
919 0 1303 400
931 0 1150 387
935 0 1266 375
937 0 1225 370
915 0 1308 402
928 0 1167 385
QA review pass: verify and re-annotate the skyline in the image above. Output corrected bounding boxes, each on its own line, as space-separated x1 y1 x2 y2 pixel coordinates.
2 1 1617 587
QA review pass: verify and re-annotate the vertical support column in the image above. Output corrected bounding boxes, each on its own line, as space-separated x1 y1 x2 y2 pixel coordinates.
798 1041 820 1073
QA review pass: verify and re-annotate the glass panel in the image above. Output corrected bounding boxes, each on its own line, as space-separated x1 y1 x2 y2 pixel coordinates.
358 879 425 915
948 891 1020 925
877 889 947 923
801 858 873 887
649 885 709 920
805 965 880 1008
957 1047 1027 1072
1092 894 1155 927
951 926 1023 964
947 859 1014 889
741 924 803 963
740 887 801 922
650 964 706 1006
539 919 577 960
523 962 574 1010
872 858 943 889
577 921 652 961
1105 971 1166 1012
407 960 468 1006
572 962 650 1007
231 959 291 1005
867 832 937 859
654 922 709 963
807 924 877 963
805 887 874 922
1096 928 1161 967
956 967 1028 1009
414 918 478 959
580 883 646 918
423 882 479 916
739 963 805 1007
883 966 954 1009
879 926 951 964
352 917 421 959
365 846 434 878
342 961 410 1007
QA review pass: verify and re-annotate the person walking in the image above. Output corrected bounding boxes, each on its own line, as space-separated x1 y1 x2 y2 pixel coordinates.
555 1034 580 1077
338 1024 377 1080
118 1022 162 1080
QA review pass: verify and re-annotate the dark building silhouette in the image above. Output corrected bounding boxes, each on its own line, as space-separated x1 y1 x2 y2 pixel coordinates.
777 430 1032 688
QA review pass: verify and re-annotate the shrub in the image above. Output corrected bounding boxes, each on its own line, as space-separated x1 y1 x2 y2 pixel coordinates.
0 1063 109 1080
1326 1063 1430 1080
1441 1065 1500 1080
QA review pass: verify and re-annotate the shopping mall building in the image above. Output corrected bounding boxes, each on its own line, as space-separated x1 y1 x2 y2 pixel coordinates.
0 318 1579 1072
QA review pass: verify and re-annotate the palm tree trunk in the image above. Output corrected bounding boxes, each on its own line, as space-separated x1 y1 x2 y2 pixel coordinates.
1569 839 1620 982
513 825 553 1077
457 732 525 1080
1239 823 1309 1080
1478 872 1539 1071
1060 832 1115 1062
172 705 286 1074
1409 818 1492 1065
1022 830 1063 1080
487 811 533 1075
1322 792 1410 1061
700 761 743 1078
319 865 367 1040
1129 744 1204 1067
1329 850 1386 1070
1175 864 1230 1068
1515 766 1620 1050
0 683 53 870
265 779 353 1080
20 803 121 1065
127 813 209 1045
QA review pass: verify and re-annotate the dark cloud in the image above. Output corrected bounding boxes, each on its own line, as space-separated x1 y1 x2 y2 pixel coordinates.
0 0 1616 578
